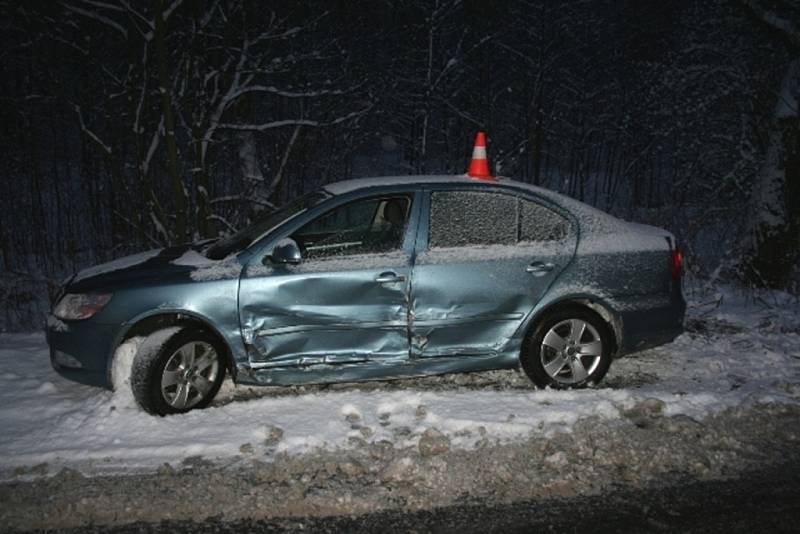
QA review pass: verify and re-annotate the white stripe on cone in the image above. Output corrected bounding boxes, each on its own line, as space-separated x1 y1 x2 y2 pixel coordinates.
472 146 487 158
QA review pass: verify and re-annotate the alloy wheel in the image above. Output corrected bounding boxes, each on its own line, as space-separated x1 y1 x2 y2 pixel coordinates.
160 341 220 410
539 318 603 385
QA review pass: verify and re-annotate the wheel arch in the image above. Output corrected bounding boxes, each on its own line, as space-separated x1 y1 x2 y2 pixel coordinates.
106 309 238 386
523 296 622 357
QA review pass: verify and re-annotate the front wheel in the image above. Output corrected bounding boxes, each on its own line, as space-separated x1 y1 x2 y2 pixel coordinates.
131 327 226 416
521 307 612 389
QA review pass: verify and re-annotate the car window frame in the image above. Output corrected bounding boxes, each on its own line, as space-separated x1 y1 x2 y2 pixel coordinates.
292 193 414 261
205 190 330 260
243 187 424 267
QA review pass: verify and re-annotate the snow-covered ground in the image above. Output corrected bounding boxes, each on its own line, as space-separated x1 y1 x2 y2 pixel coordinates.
0 283 798 479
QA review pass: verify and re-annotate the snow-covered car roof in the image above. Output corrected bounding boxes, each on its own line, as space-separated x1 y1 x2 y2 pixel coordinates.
323 174 592 211
323 174 537 196
324 174 615 226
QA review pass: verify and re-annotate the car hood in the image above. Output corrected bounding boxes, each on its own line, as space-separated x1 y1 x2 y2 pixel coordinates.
66 241 239 293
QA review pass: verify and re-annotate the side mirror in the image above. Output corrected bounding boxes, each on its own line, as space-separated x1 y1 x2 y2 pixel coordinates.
266 238 302 265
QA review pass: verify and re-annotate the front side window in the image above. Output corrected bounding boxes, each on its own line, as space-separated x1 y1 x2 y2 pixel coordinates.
206 191 329 260
293 195 411 260
429 190 569 248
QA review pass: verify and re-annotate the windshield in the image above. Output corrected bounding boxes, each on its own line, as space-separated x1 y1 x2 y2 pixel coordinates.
205 191 329 260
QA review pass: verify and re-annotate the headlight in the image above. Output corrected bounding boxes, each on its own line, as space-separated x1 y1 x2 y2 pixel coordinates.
53 293 113 321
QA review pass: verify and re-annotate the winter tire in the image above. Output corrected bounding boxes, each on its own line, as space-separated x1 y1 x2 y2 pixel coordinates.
130 327 226 416
521 307 612 389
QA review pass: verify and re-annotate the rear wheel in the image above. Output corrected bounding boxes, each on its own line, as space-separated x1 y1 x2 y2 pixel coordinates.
131 327 226 416
521 307 612 389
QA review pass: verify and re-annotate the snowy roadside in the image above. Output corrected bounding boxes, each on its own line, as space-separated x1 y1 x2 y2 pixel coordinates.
0 283 798 480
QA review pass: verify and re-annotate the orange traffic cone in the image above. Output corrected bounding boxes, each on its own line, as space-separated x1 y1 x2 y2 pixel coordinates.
466 131 494 180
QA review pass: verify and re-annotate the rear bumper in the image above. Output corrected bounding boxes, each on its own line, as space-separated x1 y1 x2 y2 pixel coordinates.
45 315 118 389
617 288 686 356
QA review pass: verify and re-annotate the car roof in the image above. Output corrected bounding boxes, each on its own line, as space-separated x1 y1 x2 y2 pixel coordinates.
323 174 554 198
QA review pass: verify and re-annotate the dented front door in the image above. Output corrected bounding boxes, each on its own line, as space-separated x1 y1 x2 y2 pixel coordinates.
238 193 417 369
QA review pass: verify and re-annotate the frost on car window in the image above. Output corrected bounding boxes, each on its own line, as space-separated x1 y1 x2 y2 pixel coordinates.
293 195 411 260
519 198 568 242
429 191 571 249
429 191 516 248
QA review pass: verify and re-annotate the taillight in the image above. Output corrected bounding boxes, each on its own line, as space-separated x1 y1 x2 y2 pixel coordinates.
670 247 684 280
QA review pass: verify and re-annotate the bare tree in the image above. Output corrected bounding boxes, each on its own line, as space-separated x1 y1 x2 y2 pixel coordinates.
48 1 369 244
736 0 800 289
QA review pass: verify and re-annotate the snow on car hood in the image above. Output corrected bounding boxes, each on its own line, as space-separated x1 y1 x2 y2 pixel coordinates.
67 242 238 292
72 248 165 284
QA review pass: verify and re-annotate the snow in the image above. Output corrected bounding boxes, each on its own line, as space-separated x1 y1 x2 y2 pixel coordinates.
323 174 486 195
0 282 798 478
273 237 299 249
110 336 144 409
169 251 242 281
73 249 163 283
417 242 566 265
578 226 670 254
189 259 242 281
46 315 68 333
171 250 215 267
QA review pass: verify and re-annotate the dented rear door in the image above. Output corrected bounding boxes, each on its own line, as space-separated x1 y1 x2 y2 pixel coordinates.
409 187 577 358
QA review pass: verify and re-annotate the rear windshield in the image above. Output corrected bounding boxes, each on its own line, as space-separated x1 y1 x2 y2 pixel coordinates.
205 191 329 259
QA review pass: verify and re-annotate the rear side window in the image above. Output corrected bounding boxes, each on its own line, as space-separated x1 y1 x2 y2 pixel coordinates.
429 191 568 248
519 198 569 242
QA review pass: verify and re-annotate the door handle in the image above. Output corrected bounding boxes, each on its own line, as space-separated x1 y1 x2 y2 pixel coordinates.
375 271 406 284
526 262 555 275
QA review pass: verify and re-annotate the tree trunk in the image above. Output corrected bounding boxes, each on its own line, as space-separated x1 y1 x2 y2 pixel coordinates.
154 0 186 243
190 4 212 240
741 58 800 289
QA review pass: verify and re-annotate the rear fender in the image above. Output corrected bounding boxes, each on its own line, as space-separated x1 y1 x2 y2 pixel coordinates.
513 294 622 356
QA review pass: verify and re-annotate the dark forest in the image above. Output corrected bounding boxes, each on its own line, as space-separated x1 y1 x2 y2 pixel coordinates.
1 0 798 329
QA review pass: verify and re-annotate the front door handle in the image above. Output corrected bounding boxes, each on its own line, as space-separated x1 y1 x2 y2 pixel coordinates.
526 262 555 275
375 271 406 284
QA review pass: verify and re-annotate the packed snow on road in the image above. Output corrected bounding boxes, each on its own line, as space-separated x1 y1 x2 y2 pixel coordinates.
0 283 798 479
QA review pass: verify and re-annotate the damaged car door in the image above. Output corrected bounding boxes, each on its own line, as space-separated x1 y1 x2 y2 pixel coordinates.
238 193 417 370
410 187 577 358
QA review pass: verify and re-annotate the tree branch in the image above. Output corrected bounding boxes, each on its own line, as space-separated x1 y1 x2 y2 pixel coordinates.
72 104 112 155
63 3 128 38
739 0 800 49
216 106 372 132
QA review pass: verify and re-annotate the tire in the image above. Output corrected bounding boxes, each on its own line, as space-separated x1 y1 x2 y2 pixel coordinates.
521 307 612 389
130 327 226 416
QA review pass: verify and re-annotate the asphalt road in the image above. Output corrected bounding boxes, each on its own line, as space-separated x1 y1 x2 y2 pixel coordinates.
36 463 800 534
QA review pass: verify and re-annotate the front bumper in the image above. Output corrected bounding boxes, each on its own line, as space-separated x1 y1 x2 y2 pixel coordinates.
45 315 120 389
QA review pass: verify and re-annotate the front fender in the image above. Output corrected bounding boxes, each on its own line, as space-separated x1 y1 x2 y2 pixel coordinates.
105 306 246 386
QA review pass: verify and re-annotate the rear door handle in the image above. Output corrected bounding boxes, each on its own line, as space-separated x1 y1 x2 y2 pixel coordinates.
526 262 555 275
375 271 406 283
